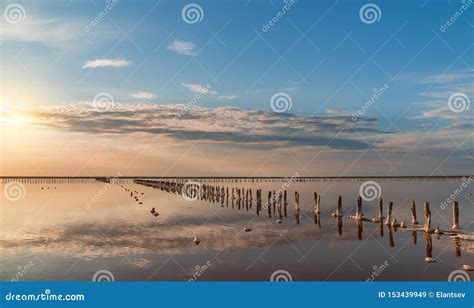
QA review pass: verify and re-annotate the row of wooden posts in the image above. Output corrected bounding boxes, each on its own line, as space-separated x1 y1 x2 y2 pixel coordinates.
132 179 463 234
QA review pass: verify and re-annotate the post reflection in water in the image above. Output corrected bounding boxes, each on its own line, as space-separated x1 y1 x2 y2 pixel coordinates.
1 178 472 282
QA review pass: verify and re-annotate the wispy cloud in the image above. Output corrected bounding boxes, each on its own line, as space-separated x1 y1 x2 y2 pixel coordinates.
180 83 237 99
27 104 383 150
132 92 158 100
181 83 216 95
218 95 239 100
167 40 198 56
82 58 132 69
419 70 473 84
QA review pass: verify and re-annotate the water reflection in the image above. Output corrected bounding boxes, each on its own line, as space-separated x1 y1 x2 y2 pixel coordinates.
1 179 473 281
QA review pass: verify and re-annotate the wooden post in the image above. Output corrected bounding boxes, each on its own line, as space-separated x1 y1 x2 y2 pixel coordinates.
411 201 418 225
356 196 362 219
272 190 276 215
313 192 320 223
267 191 272 217
423 202 431 233
385 202 393 225
451 201 460 229
283 190 288 217
378 198 383 219
332 196 342 217
294 192 300 224
277 191 283 220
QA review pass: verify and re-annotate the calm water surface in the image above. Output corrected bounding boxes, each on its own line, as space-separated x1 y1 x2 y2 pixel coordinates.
1 179 473 281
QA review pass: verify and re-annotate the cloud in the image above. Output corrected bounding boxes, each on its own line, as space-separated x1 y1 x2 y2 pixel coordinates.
132 92 158 100
0 18 79 47
28 104 382 150
180 83 236 99
181 83 216 95
82 58 132 68
419 70 473 84
218 95 239 100
167 40 198 56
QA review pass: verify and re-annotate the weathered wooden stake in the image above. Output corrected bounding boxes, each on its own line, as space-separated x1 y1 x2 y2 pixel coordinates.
313 192 320 223
267 191 272 217
410 201 418 225
385 202 393 225
378 198 384 219
283 190 288 217
423 202 431 233
451 201 460 229
277 191 283 220
272 190 276 215
333 196 342 217
294 192 300 224
356 196 363 219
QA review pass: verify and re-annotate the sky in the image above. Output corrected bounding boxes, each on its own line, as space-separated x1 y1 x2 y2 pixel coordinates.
0 0 472 176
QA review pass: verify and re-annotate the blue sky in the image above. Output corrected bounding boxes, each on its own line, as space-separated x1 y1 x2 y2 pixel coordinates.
0 0 472 175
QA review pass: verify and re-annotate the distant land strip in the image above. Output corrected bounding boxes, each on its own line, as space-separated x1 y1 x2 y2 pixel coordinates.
1 175 473 184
